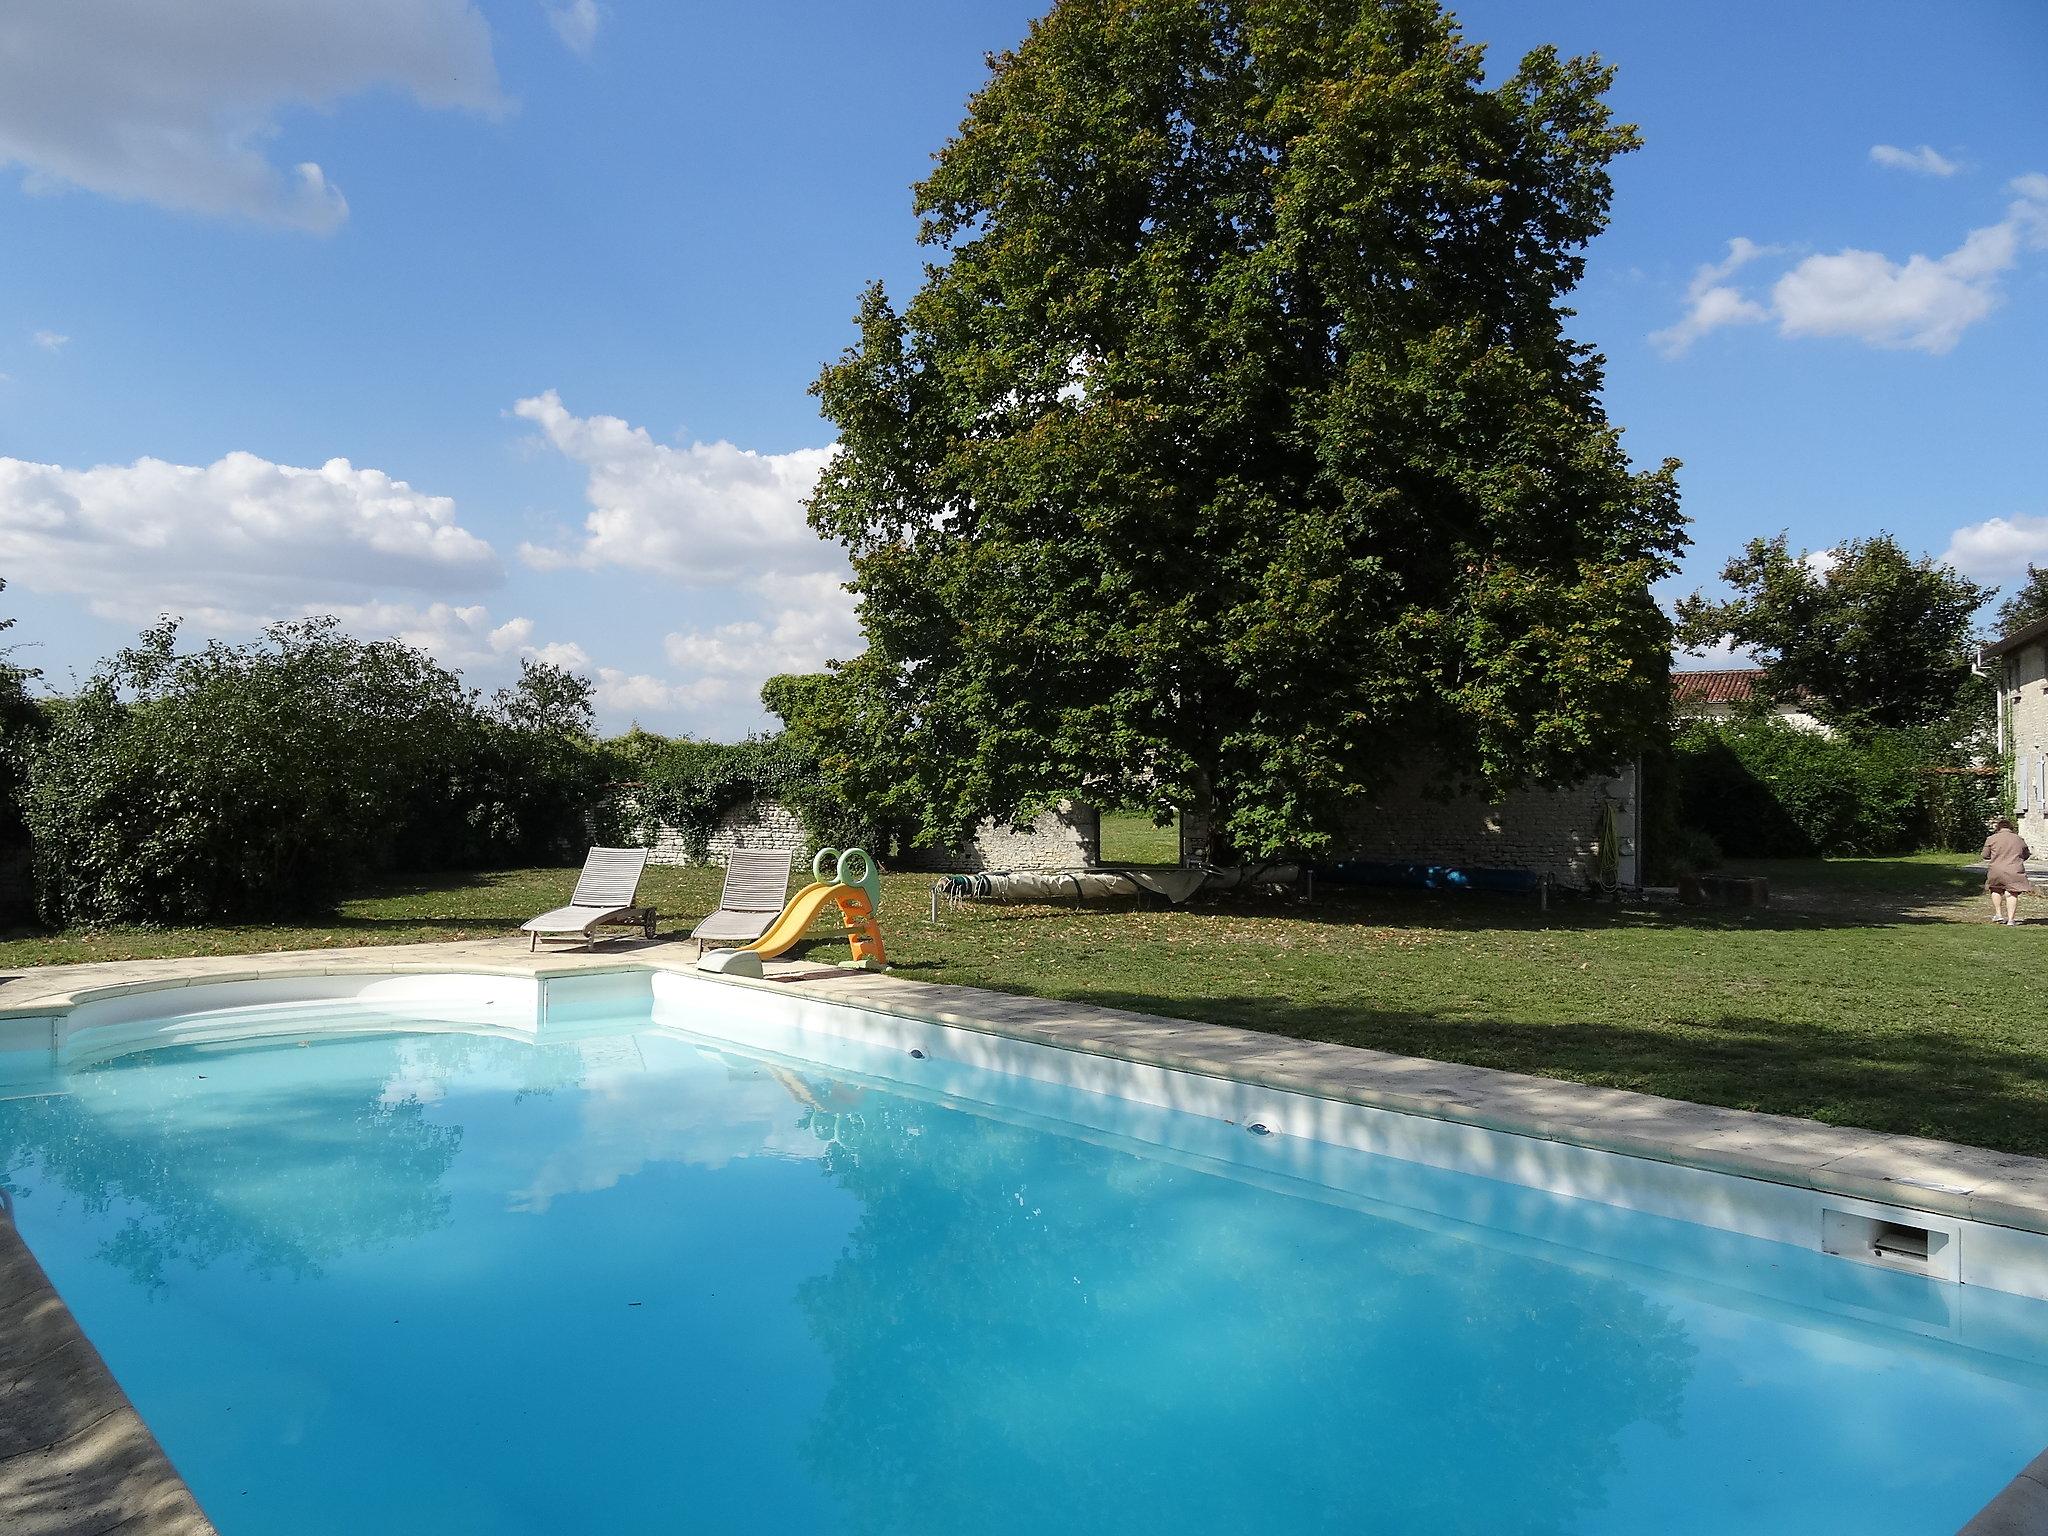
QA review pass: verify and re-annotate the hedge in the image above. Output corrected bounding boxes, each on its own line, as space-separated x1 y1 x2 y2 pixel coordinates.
22 620 620 926
1671 717 1993 858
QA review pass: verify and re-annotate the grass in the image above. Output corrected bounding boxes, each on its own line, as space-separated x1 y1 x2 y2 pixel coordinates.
1097 810 1180 865
4 851 2043 1157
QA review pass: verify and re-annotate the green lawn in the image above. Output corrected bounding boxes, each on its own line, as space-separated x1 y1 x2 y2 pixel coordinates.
1097 810 1181 865
4 851 2042 1157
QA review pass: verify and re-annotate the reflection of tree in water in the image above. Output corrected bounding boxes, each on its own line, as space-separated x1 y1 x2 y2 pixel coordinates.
0 1036 470 1289
796 1101 1695 1536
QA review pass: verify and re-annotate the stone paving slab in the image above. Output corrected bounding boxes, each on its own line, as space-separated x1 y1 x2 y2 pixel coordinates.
1961 1448 2048 1535
0 1208 216 1536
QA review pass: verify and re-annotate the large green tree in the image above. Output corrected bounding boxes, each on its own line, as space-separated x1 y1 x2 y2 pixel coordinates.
1675 533 1992 733
809 0 1684 861
1994 562 2048 638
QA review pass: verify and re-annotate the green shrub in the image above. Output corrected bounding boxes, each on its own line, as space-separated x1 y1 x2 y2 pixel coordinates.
1672 718 1971 857
21 620 616 925
618 679 908 863
1918 765 2000 852
625 737 820 863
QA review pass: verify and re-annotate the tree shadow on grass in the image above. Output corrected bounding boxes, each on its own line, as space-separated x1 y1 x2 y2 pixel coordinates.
1005 986 2048 1158
1182 862 1985 935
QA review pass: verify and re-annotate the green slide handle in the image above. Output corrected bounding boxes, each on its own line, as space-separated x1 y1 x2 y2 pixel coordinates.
835 847 882 910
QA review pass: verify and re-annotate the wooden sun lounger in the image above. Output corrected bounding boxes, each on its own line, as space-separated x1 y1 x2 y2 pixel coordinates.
689 848 794 952
522 846 656 950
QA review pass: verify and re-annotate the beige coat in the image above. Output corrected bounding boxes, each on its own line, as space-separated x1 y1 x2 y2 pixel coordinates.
1984 829 2033 895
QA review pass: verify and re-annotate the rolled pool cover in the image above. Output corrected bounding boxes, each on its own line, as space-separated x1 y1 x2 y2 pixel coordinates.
934 866 1300 907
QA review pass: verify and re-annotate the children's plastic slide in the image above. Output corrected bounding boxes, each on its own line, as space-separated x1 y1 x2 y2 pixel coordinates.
698 848 888 977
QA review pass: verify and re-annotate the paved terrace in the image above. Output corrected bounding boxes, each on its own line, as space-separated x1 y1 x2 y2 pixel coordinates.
5 935 2048 1535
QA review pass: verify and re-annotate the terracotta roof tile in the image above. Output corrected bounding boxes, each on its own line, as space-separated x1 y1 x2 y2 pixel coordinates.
1672 668 1765 705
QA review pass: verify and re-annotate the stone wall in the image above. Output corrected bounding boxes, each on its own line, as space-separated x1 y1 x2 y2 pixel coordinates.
639 798 1101 874
640 798 810 868
896 802 1102 874
1180 765 1640 887
2004 638 2048 849
1676 699 1831 735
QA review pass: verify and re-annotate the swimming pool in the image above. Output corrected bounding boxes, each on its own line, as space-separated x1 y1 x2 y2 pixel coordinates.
3 969 2046 1534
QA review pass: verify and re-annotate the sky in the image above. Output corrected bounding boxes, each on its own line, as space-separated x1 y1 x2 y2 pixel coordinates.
2 1 2045 735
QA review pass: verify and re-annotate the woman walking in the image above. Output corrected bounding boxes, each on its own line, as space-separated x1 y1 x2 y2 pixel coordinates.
1983 817 2033 925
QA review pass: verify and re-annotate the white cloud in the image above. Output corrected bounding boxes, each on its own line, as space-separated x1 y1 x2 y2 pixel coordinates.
1941 513 2048 588
0 0 502 231
565 573 863 731
514 391 843 585
545 0 600 56
1870 144 1959 177
1800 548 1840 579
325 600 536 671
1648 238 1773 357
0 450 501 626
30 330 68 352
592 667 701 717
1771 223 2016 352
1673 635 1758 671
1655 175 2048 357
663 571 860 691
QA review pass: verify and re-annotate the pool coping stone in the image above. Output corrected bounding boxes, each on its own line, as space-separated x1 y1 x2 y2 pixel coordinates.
0 1200 218 1536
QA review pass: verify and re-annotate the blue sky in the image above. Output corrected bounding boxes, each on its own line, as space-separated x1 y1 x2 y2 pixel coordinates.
3 1 2045 733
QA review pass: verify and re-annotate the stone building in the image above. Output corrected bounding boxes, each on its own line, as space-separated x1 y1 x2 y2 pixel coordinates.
1672 668 1828 733
1988 616 2048 847
1178 766 1640 889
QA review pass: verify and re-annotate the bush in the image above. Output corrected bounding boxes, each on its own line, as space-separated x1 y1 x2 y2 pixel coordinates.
1672 718 1969 858
1918 766 2001 852
625 737 820 864
1669 826 1723 875
615 672 911 863
21 620 616 926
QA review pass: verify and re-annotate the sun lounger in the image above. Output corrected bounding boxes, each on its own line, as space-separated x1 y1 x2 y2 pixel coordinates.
522 846 656 950
689 848 794 952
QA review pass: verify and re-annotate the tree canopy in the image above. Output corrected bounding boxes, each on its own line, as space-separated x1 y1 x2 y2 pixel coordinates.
1675 533 1992 734
0 577 40 854
1994 563 2048 639
809 0 1684 860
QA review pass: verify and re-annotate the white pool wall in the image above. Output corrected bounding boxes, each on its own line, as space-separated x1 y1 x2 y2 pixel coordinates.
6 964 2048 1313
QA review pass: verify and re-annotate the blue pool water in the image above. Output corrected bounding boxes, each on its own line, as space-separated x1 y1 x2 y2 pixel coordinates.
4 1007 2047 1535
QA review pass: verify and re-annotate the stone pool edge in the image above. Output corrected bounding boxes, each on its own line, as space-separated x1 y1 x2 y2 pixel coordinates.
6 937 2048 1238
0 1195 218 1536
1962 1447 2048 1535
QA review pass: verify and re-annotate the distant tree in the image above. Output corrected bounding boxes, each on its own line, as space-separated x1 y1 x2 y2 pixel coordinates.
0 577 42 854
1994 563 2048 638
809 0 1686 861
490 658 595 738
1675 533 1992 733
